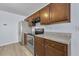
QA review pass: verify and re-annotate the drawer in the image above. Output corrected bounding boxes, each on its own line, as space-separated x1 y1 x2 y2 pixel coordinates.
45 39 67 52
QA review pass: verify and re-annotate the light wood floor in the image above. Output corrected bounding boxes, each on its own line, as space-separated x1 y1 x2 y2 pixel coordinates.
0 43 33 56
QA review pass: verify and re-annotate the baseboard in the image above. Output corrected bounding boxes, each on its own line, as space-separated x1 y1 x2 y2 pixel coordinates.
0 41 19 47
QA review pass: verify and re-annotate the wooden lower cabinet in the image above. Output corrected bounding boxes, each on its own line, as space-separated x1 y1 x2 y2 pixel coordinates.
45 45 65 56
34 36 68 56
45 39 68 56
35 43 45 56
34 36 45 56
24 33 27 45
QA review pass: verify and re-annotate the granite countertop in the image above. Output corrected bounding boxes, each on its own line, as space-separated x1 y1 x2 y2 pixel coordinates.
35 32 71 44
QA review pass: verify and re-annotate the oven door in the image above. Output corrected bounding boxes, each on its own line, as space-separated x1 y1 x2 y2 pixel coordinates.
26 35 34 55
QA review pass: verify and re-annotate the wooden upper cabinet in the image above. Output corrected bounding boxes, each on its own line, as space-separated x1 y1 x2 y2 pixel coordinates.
50 3 70 23
27 15 33 26
40 5 51 25
25 3 70 25
40 3 70 25
33 11 40 20
25 11 40 26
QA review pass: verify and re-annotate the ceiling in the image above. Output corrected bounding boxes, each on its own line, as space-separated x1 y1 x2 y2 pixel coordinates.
0 3 48 16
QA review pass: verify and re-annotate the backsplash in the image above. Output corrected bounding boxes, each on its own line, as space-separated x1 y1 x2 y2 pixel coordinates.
32 22 74 33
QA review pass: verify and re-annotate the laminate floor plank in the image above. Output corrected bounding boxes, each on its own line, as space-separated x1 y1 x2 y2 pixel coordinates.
0 43 33 56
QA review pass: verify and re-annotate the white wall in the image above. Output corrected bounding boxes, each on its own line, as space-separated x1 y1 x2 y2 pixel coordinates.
71 3 79 56
0 10 25 46
35 22 74 33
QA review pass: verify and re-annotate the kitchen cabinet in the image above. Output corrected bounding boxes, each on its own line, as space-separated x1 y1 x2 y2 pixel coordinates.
24 33 27 45
40 3 70 25
40 5 51 24
45 39 68 56
26 15 33 26
34 36 68 56
50 3 70 23
33 11 40 20
34 36 45 56
24 3 70 25
25 11 40 26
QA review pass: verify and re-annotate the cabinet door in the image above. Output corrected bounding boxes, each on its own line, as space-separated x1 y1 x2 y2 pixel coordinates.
24 33 27 45
40 5 50 25
50 3 70 23
33 11 40 19
45 39 68 56
35 37 45 56
27 16 33 26
45 45 66 56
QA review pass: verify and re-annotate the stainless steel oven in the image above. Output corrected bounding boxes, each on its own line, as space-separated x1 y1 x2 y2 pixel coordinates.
26 34 34 55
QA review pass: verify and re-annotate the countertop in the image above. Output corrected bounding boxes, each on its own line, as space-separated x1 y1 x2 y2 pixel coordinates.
35 32 71 44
